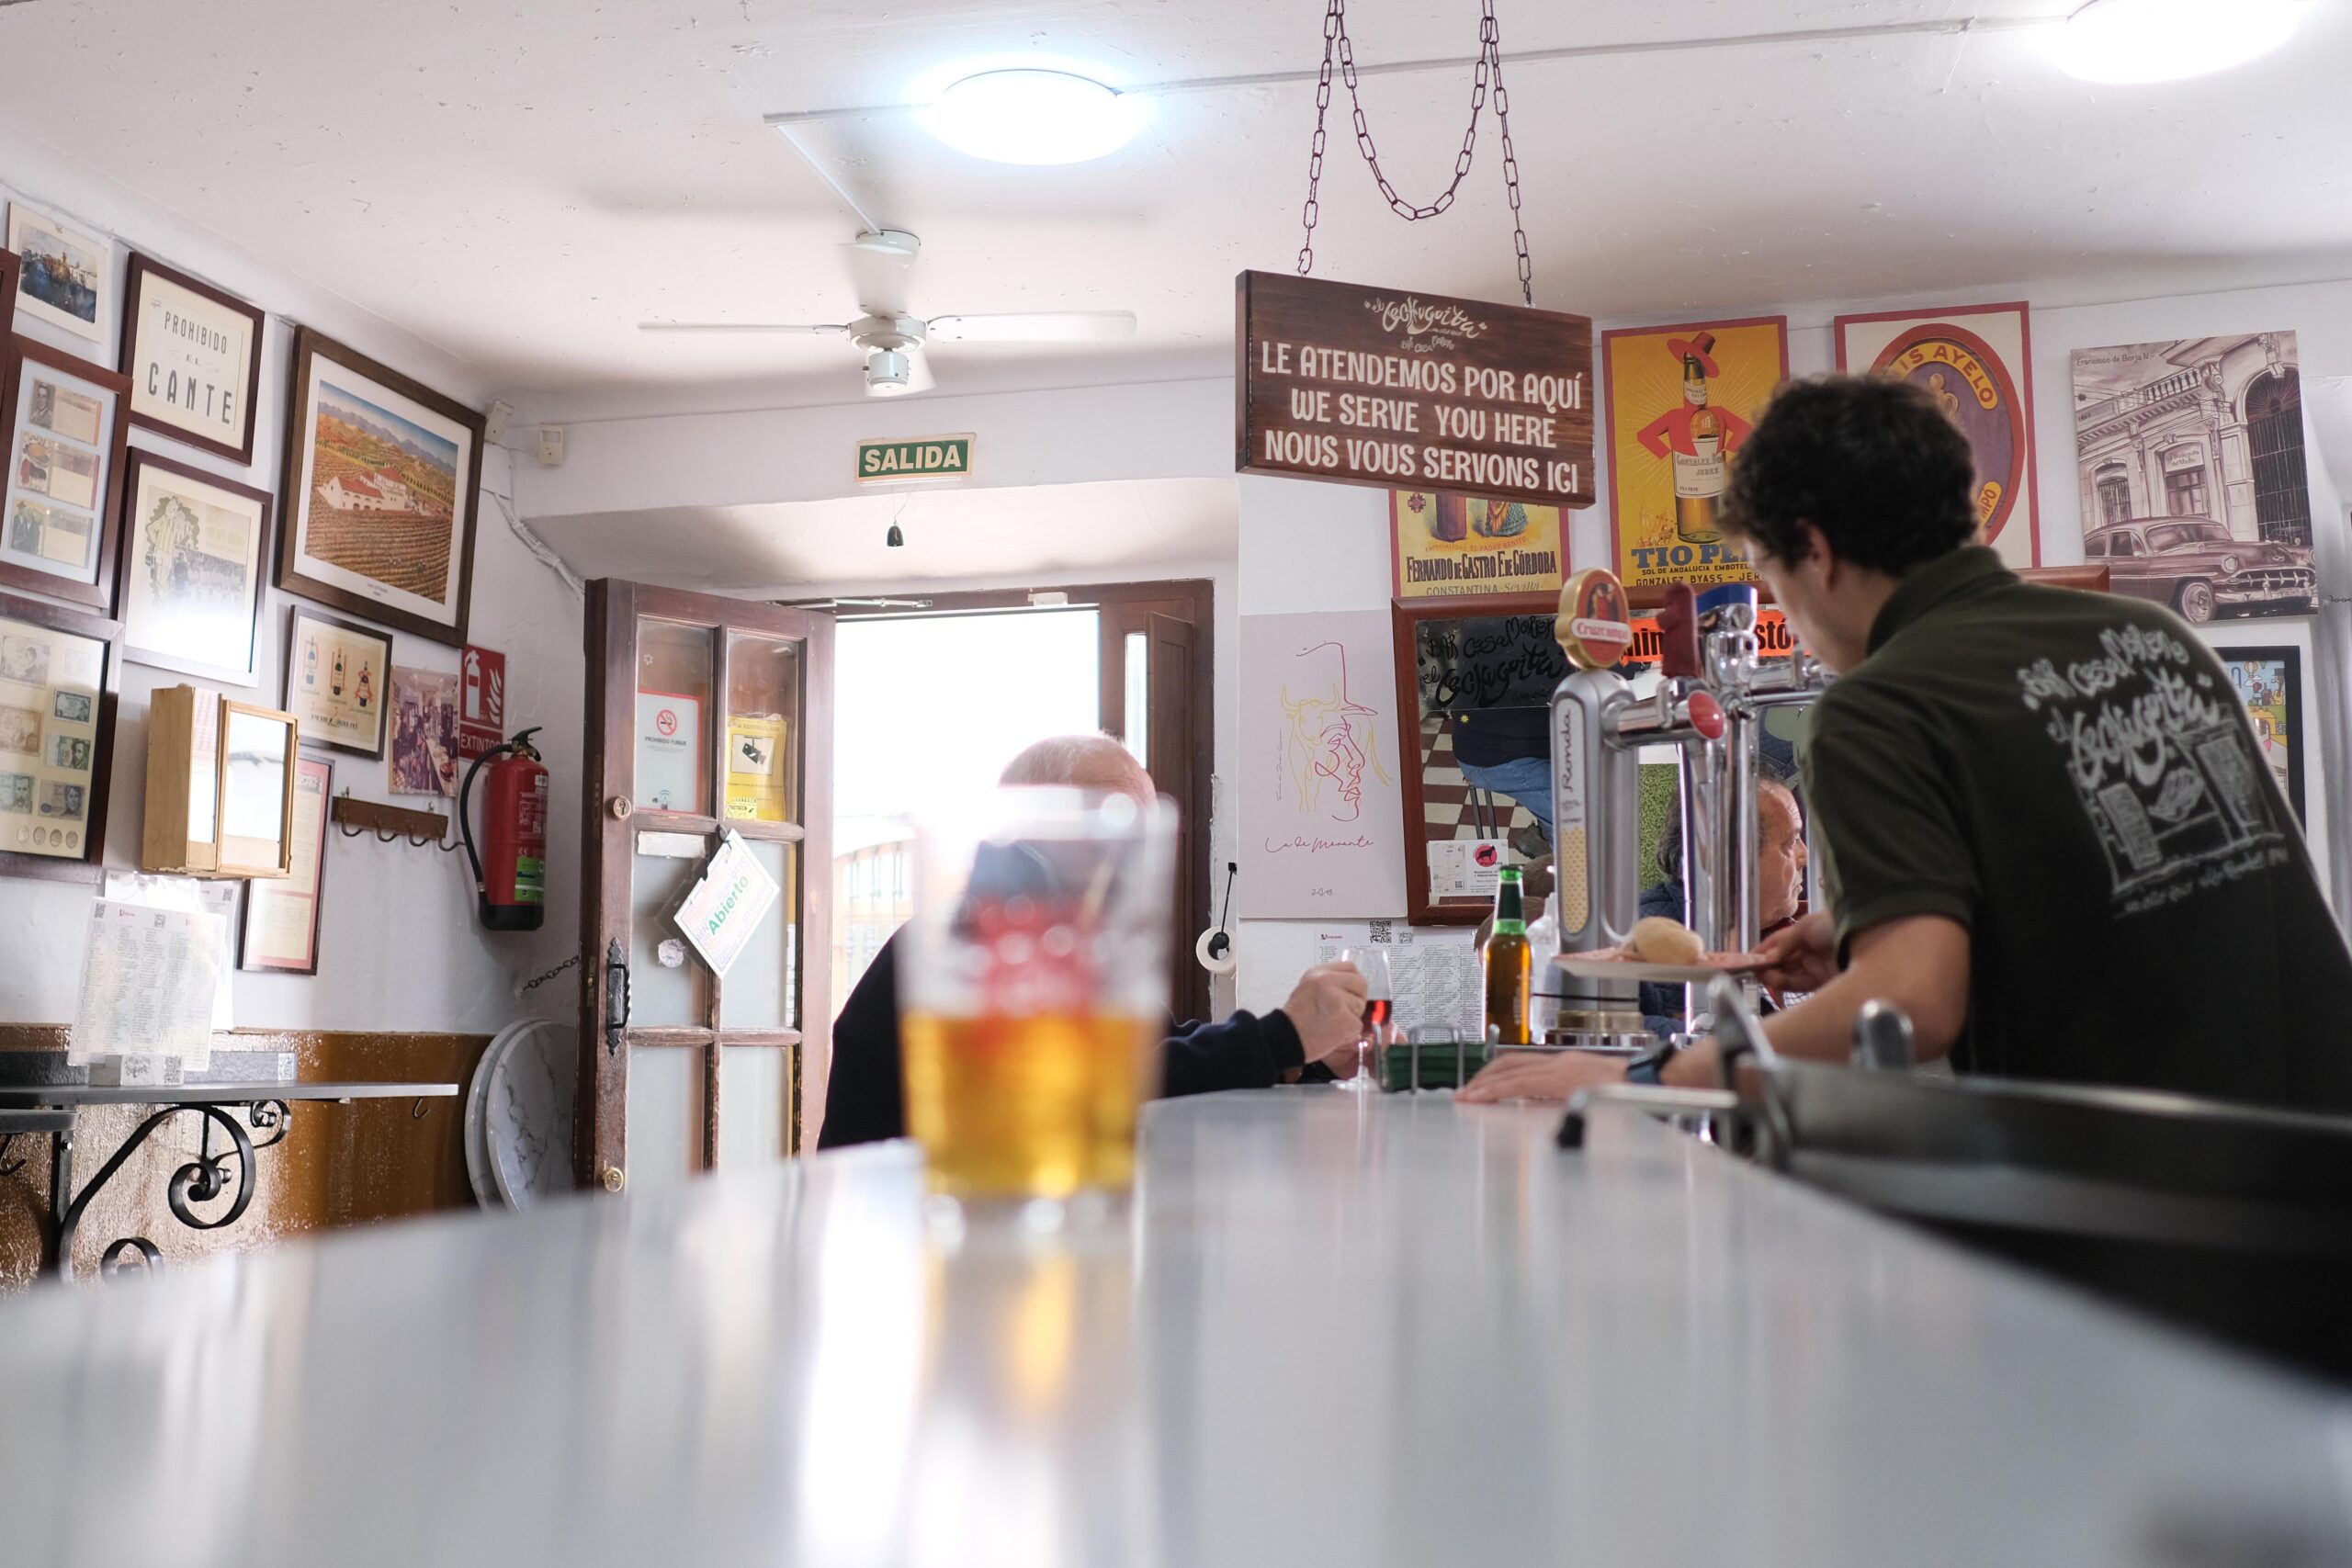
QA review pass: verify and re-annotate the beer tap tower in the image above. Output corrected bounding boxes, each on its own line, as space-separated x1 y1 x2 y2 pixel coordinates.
1544 570 1828 1048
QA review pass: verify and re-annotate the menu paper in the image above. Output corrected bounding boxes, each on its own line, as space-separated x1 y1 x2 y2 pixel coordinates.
104 871 236 1054
71 899 224 1066
673 830 778 977
1315 921 1483 1042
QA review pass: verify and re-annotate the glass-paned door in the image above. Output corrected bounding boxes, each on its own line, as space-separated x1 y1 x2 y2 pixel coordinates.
577 581 832 1195
1100 599 1204 1023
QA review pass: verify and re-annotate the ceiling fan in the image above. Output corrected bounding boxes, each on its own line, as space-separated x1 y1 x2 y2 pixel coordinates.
638 229 1136 397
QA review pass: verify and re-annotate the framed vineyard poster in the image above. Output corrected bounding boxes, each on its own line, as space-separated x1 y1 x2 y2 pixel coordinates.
277 326 484 647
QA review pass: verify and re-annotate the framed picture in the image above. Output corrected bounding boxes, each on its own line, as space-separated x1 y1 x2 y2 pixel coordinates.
242 753 332 974
1390 593 1562 924
1601 317 1788 592
389 664 459 796
6 203 108 343
2217 645 2306 823
2070 332 2315 624
0 587 120 883
283 604 390 760
216 701 299 877
278 327 483 647
119 254 266 466
0 335 131 610
1837 301 2041 569
1389 490 1566 602
117 451 271 684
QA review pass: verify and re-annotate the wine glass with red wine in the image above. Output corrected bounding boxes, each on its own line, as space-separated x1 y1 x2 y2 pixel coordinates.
1337 946 1394 1092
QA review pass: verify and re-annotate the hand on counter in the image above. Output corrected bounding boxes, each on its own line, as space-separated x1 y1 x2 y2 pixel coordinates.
1286 962 1371 1071
1457 1049 1627 1104
1756 909 1838 994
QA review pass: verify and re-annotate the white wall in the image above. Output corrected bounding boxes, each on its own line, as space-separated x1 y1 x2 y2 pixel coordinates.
0 137 584 1031
513 378 1233 522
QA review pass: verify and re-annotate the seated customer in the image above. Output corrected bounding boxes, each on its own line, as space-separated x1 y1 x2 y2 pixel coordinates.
1636 773 1808 1033
820 735 1369 1148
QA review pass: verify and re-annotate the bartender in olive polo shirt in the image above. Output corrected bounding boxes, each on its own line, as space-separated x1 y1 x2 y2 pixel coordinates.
1464 373 2352 1112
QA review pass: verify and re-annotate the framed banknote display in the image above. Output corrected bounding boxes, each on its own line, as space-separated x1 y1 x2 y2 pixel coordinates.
0 587 120 881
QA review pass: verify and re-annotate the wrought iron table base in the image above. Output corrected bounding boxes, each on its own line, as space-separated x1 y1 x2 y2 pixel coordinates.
47 1100 291 1280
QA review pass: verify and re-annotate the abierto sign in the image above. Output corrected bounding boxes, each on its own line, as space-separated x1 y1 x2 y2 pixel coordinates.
1235 271 1595 511
854 434 976 484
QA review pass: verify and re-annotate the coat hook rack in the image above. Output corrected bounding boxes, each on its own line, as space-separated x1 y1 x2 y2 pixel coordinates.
331 790 460 852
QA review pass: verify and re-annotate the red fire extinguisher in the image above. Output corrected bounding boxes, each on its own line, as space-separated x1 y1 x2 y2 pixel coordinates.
459 727 548 931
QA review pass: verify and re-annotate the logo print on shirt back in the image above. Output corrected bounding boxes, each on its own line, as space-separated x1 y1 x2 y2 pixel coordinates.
2016 623 2286 908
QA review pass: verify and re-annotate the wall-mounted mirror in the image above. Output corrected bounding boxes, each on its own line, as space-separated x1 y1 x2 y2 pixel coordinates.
1391 593 1566 925
217 702 298 877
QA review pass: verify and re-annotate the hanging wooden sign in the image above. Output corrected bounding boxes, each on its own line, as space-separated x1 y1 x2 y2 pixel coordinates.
1234 270 1595 511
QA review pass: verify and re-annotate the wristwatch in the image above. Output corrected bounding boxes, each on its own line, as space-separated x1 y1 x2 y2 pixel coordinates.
1623 1040 1678 1086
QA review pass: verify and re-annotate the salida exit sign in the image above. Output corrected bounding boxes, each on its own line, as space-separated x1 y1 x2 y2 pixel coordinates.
854 434 976 483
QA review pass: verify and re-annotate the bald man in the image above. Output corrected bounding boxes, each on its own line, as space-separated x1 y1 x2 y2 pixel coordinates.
820 735 1371 1149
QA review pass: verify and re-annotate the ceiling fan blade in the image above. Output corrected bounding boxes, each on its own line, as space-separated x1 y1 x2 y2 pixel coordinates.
924 310 1136 345
637 321 849 334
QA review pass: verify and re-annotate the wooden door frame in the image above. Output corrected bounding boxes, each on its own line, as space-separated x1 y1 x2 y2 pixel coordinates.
577 580 836 1192
831 578 1217 1021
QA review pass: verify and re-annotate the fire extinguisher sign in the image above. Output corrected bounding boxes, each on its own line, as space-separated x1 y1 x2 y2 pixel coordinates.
459 645 507 761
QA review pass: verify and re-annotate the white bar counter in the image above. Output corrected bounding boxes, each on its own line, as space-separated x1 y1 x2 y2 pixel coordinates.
1 1089 2346 1566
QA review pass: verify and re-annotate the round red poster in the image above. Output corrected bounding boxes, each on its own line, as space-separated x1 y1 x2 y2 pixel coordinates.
1871 321 2029 547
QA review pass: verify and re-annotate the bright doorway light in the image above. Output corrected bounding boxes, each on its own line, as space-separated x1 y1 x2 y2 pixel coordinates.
2044 0 2306 83
919 70 1148 164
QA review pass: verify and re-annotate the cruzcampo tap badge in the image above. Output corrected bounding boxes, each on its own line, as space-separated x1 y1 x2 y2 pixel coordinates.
1556 568 1634 671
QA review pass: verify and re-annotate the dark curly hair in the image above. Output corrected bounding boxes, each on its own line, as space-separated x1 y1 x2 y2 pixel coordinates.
1721 373 1980 575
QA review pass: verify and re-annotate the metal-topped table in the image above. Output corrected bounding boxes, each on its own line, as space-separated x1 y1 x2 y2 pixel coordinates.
0 1088 2346 1566
0 1079 459 1278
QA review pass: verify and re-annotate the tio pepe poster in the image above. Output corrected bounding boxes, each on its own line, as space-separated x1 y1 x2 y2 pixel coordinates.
1602 317 1788 591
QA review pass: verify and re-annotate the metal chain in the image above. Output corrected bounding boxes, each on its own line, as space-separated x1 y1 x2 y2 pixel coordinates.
1295 0 1534 306
520 953 582 995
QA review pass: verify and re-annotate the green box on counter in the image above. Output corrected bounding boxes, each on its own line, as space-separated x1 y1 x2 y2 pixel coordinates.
1375 1038 1493 1093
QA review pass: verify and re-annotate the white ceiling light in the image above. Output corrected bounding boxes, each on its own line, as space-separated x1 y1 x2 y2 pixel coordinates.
918 69 1147 164
2043 0 2306 84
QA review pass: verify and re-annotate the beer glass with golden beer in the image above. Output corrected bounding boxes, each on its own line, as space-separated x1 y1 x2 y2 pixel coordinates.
899 788 1176 1201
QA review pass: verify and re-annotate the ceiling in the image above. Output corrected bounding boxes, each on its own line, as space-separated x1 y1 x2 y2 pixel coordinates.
3 0 2347 419
531 477 1239 592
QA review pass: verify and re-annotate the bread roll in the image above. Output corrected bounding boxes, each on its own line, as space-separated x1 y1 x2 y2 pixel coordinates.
1629 916 1704 965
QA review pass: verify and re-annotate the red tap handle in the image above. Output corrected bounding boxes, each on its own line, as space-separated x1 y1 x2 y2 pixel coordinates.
1658 583 1701 679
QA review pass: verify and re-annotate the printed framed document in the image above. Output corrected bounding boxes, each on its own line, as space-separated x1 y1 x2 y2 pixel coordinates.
119 254 266 466
0 587 120 883
0 333 130 610
242 754 332 974
117 450 270 685
283 604 390 760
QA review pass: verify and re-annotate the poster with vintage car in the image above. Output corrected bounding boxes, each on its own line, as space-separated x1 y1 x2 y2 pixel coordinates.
2071 333 2316 622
